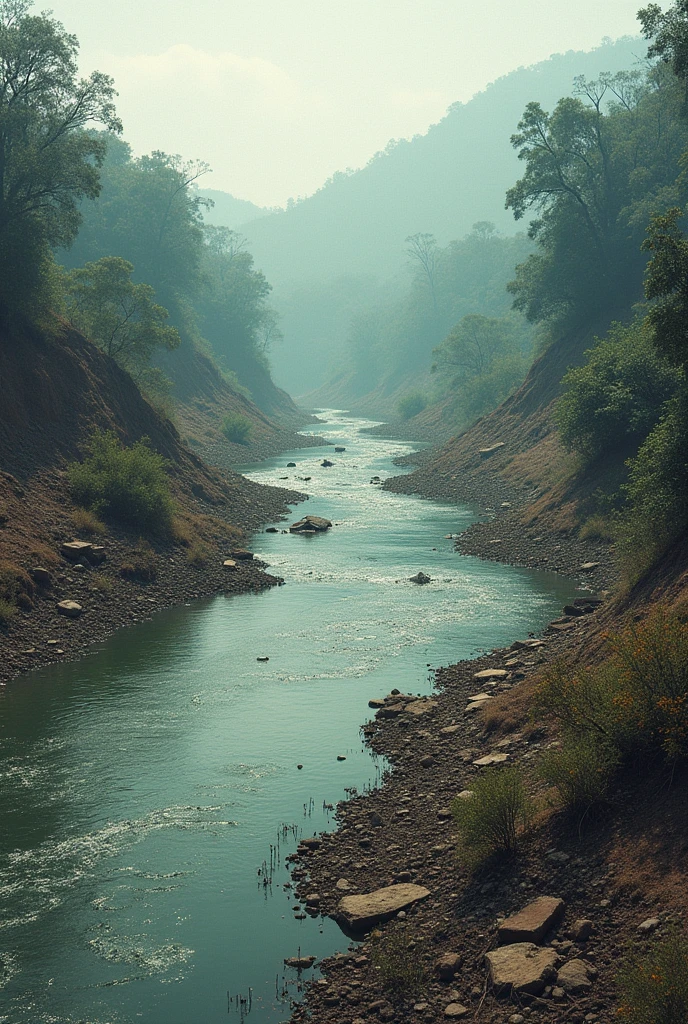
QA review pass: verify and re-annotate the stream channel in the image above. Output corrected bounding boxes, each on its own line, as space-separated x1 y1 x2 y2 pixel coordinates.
0 411 583 1024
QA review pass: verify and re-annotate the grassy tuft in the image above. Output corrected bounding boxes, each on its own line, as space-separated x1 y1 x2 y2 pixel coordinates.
370 927 427 1004
617 928 688 1024
221 413 253 445
452 765 531 863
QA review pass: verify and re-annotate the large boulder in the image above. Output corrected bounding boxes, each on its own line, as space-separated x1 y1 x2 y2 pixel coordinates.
289 515 333 533
409 572 432 584
498 897 565 945
556 959 596 995
57 600 83 619
335 883 430 933
486 943 559 996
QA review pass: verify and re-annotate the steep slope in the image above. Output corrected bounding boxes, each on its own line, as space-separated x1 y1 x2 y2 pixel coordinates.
0 323 306 684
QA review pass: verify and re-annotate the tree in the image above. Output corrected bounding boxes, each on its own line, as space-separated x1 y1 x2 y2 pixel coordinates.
643 207 688 368
0 0 121 317
432 314 515 382
64 256 180 379
405 232 438 312
639 1 688 92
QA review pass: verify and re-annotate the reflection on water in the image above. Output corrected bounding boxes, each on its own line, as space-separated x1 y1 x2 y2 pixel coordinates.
0 412 582 1023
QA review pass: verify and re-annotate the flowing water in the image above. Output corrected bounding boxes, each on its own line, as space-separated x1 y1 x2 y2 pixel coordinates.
0 412 583 1024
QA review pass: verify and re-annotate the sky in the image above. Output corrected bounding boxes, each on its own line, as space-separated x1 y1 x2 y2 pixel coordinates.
50 0 644 207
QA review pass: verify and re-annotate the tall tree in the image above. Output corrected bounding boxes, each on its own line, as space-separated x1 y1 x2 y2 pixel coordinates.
0 0 121 318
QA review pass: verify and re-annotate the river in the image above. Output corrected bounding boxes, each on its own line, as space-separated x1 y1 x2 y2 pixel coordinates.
0 412 582 1024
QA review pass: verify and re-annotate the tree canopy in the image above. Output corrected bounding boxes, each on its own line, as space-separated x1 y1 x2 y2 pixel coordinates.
0 0 120 318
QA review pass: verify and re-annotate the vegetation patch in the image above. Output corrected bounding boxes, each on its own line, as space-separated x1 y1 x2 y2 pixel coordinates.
71 507 107 537
370 927 427 1004
68 430 174 536
535 606 688 809
0 561 35 616
452 765 532 863
397 392 428 421
119 541 158 582
617 927 688 1023
221 413 253 445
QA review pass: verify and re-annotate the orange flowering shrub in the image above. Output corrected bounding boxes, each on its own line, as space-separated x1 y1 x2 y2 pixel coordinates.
617 928 688 1023
535 606 688 805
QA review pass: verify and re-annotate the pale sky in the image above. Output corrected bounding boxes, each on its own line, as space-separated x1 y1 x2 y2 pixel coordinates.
50 0 643 207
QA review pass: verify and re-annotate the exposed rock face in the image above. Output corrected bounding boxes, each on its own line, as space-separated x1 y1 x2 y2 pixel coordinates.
335 883 431 933
56 600 83 619
486 943 559 996
289 515 333 533
497 897 566 945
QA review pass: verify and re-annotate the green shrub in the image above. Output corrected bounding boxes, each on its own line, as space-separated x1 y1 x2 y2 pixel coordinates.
535 606 688 787
617 928 688 1024
539 733 618 811
186 540 211 567
617 393 688 579
0 598 16 625
370 928 426 1004
556 320 681 463
452 765 531 862
221 413 252 445
68 430 174 535
397 392 428 421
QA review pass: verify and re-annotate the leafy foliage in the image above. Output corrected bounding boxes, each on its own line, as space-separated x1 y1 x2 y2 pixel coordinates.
396 392 427 420
221 412 253 444
643 208 688 368
64 257 180 379
539 732 618 812
555 319 682 462
535 606 688 792
507 66 687 330
617 927 688 1024
0 0 121 318
68 430 174 535
452 766 531 862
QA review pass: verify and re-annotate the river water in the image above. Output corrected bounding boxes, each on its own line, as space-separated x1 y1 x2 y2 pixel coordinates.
0 412 581 1024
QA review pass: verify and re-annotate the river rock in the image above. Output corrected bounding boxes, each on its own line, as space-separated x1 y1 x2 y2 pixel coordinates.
289 515 333 533
498 897 566 945
321 459 334 467
436 953 462 980
444 1004 469 1018
404 698 438 716
30 567 52 586
473 752 509 767
89 545 106 564
223 559 237 569
336 883 431 932
57 600 83 619
286 462 296 467
61 540 92 561
230 549 254 560
409 572 431 584
486 943 559 996
556 959 596 995
334 446 346 452
473 668 509 680
568 919 594 942
284 955 316 969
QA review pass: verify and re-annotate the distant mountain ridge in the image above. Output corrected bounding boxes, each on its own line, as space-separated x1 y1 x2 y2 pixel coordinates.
200 189 271 230
240 37 642 289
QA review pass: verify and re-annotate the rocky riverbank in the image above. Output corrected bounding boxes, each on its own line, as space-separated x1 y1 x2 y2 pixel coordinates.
285 599 684 1024
0 469 307 686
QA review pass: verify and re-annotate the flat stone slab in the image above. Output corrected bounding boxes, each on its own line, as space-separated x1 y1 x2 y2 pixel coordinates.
403 699 439 716
61 541 92 560
444 1004 469 1018
498 897 566 945
56 600 83 619
486 943 559 996
336 883 430 933
223 559 237 569
473 669 509 680
473 752 509 766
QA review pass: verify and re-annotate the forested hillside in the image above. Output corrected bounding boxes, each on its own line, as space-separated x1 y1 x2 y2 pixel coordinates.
236 37 640 395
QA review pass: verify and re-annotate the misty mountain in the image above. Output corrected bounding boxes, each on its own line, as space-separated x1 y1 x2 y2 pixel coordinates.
200 189 270 230
225 37 642 395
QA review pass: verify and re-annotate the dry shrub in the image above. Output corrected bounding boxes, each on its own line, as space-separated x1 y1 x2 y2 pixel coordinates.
0 560 34 613
0 598 16 625
187 540 211 567
27 543 60 568
370 927 427 1004
119 541 158 582
72 507 107 536
91 573 113 595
